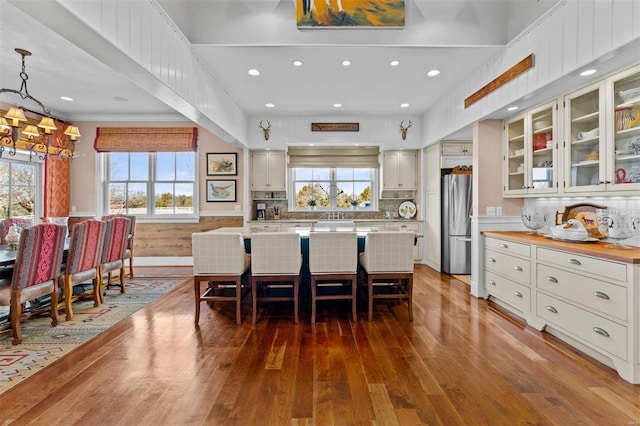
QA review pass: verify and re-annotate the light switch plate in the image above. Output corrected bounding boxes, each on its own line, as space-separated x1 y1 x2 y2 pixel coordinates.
487 207 496 216
496 206 503 215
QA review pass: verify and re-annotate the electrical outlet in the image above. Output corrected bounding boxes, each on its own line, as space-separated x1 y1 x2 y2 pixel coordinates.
496 206 503 216
487 206 496 216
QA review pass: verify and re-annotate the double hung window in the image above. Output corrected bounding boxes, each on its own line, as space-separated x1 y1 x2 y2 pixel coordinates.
105 151 196 217
0 154 41 220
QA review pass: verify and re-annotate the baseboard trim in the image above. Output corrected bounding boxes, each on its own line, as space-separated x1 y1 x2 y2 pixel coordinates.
137 256 193 266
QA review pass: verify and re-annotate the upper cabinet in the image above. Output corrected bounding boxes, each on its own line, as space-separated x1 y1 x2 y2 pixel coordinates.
251 151 286 192
563 81 606 193
503 64 640 197
382 150 417 191
441 142 472 156
504 100 558 196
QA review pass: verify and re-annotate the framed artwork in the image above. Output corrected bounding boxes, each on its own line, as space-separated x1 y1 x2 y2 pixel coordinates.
296 0 405 28
207 153 237 176
206 180 236 202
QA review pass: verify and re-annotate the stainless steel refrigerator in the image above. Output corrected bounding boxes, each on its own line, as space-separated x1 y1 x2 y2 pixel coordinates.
442 174 472 274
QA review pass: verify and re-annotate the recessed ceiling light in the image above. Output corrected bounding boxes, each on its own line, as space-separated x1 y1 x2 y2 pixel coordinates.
248 69 260 76
580 69 596 76
342 60 351 66
292 60 303 67
113 96 128 102
427 69 440 77
400 103 410 108
60 96 74 102
333 103 342 108
355 143 360 146
309 143 315 146
265 103 275 108
390 60 400 66
508 106 518 111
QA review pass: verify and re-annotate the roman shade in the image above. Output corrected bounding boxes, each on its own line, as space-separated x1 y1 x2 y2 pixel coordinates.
94 127 198 152
288 146 379 168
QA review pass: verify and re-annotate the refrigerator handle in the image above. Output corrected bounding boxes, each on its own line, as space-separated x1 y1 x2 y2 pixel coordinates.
455 237 472 242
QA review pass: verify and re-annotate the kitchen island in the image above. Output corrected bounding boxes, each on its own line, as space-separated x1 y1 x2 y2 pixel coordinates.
482 230 640 384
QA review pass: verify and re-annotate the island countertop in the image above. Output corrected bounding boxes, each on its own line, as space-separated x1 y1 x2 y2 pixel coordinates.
482 231 640 264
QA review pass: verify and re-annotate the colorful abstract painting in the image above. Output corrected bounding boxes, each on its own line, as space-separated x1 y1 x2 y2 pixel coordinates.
297 0 405 28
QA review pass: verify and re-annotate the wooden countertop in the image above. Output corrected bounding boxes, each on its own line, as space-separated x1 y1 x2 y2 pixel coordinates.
482 231 640 264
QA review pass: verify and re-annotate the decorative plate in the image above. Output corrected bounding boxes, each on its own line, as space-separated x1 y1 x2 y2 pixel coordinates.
398 201 417 219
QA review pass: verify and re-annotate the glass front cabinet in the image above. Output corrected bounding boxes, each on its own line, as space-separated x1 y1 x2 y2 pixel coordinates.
564 65 640 193
504 100 558 196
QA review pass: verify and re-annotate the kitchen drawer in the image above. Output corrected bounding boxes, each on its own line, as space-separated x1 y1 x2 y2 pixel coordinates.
536 247 627 283
537 264 627 322
250 224 282 232
537 292 627 360
485 237 530 258
484 249 531 285
485 270 531 312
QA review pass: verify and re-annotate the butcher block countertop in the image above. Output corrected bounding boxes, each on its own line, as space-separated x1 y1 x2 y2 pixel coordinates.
482 231 640 264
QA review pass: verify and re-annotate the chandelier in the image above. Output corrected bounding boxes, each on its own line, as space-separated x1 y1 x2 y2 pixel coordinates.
0 48 81 160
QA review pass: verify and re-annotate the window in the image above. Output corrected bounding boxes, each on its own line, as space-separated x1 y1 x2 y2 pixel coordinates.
105 152 196 217
291 167 375 210
0 154 42 220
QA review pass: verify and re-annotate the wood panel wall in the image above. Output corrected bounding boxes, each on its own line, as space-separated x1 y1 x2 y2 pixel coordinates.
69 216 243 257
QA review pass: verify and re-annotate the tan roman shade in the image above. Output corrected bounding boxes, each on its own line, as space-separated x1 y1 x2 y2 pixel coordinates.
288 146 379 168
94 127 198 152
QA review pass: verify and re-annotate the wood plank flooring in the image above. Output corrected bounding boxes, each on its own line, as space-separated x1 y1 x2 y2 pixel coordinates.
1 265 639 425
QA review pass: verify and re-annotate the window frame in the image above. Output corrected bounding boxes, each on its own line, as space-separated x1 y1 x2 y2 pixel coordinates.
288 166 378 212
100 151 199 222
0 150 44 221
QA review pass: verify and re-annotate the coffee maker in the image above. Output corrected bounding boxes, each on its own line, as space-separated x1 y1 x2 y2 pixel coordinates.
256 203 266 220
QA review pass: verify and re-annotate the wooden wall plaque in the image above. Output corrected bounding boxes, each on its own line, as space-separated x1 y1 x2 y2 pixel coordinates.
311 123 359 132
464 54 535 108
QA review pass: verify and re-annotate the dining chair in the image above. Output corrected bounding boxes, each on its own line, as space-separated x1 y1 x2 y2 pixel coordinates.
192 232 251 325
62 219 108 320
308 231 358 323
0 223 66 344
250 232 302 325
99 216 131 302
0 217 34 245
359 231 415 322
102 214 136 280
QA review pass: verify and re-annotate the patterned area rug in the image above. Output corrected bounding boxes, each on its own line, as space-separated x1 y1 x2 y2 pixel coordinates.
0 277 187 394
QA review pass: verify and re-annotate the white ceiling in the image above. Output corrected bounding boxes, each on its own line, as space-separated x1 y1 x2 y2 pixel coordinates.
0 0 560 126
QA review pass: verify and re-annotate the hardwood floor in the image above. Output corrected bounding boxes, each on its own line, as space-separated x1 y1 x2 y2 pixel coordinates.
1 265 639 425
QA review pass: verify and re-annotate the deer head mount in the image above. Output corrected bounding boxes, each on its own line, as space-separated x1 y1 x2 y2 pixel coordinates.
400 120 412 140
258 120 271 141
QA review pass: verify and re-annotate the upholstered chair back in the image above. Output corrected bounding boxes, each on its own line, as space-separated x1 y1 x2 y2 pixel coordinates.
65 220 107 275
102 214 136 252
360 231 414 273
101 217 131 264
192 232 250 275
309 232 357 275
250 232 301 276
11 223 66 290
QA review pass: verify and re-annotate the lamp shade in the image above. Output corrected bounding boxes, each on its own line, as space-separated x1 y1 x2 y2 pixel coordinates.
5 107 26 126
22 125 40 138
64 125 81 140
37 116 57 133
0 117 10 132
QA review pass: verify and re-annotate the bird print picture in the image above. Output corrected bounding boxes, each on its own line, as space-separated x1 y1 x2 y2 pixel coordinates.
207 180 236 202
297 0 405 28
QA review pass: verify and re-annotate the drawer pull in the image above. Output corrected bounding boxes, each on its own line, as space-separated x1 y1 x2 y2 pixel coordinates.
514 291 523 298
500 243 509 249
567 258 582 266
546 276 558 283
545 306 558 314
488 257 496 263
488 280 496 286
592 327 610 337
513 266 523 271
593 291 610 300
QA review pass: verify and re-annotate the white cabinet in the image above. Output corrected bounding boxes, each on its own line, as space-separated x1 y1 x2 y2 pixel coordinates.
382 150 417 191
424 144 441 271
503 100 558 196
482 232 640 384
251 151 286 192
441 142 472 156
